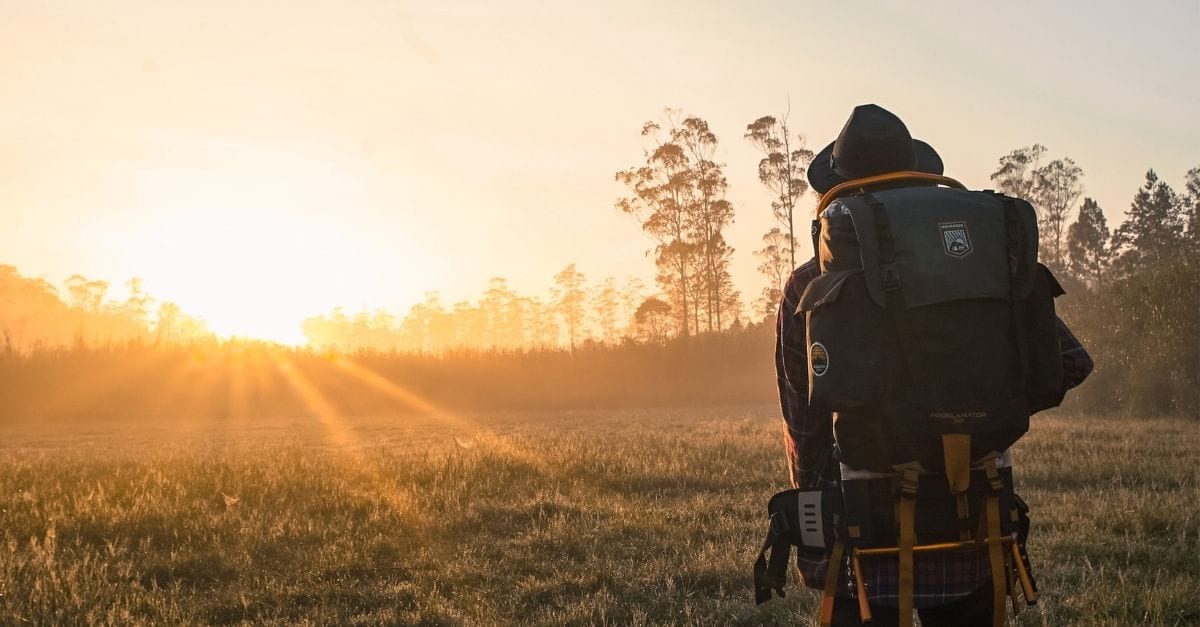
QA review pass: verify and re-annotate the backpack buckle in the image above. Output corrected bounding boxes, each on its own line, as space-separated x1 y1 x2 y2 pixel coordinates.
983 458 1005 493
898 468 920 498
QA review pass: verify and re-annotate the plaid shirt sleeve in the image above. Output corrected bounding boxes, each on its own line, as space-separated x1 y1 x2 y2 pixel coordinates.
775 257 838 492
774 258 1098 606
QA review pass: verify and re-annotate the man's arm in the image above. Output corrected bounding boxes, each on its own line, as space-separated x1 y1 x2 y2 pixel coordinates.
775 259 837 490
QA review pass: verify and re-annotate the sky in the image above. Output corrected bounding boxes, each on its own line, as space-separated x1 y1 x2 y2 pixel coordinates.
2 0 1197 343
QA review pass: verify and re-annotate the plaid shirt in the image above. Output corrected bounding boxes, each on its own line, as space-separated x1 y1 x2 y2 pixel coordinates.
776 256 1094 607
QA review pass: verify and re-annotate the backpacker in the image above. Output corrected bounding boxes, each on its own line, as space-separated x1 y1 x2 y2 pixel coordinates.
753 172 1060 627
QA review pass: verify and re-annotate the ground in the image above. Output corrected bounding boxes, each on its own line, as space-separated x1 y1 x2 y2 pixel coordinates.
1 406 1197 625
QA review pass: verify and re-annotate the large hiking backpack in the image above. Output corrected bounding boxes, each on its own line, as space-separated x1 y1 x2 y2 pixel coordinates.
800 173 1065 472
753 172 1059 627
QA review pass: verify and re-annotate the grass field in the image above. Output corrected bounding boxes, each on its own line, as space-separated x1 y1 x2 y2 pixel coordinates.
1 406 1197 626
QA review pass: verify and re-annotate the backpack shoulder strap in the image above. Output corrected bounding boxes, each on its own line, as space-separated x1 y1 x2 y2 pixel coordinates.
832 194 888 307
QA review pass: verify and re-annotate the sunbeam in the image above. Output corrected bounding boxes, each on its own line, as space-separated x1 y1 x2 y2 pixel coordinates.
331 357 553 475
272 354 424 523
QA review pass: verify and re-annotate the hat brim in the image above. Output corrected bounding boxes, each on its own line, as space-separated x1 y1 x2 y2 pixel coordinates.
807 139 944 195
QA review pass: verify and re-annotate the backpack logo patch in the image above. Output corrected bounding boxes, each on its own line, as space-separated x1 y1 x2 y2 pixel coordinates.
810 342 829 377
939 221 972 258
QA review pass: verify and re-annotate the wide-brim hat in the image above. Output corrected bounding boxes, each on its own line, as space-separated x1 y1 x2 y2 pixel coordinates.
808 104 944 195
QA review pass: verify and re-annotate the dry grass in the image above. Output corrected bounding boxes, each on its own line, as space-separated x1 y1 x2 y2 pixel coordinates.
1 407 1197 625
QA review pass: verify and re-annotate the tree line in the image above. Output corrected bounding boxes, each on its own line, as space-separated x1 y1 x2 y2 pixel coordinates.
301 270 660 353
0 266 212 352
1 107 1195 417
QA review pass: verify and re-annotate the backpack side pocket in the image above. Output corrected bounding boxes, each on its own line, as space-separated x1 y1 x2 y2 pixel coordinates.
799 270 891 409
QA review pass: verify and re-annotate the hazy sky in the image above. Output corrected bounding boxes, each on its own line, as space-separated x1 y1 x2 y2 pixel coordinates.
3 0 1197 342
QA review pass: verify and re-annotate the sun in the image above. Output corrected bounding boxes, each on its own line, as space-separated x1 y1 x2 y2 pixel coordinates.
118 145 417 345
129 205 379 345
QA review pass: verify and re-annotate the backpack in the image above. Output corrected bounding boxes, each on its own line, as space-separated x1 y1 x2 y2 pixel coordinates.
754 172 1057 627
799 173 1065 472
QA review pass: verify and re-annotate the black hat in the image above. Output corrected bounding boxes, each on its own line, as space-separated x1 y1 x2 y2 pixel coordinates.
807 104 944 195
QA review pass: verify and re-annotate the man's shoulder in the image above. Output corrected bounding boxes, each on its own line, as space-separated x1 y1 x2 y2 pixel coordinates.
781 257 821 309
787 257 821 288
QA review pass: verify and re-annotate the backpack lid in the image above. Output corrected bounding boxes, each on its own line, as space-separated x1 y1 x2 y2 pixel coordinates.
832 187 1038 309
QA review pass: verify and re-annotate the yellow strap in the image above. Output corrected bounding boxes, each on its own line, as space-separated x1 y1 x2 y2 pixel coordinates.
898 491 917 627
942 434 972 495
819 541 845 627
943 434 973 538
985 460 1008 627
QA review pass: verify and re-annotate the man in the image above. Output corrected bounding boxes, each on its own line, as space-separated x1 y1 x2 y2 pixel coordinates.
775 104 1093 626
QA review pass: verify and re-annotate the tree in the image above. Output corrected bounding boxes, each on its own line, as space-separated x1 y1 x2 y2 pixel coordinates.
616 109 739 338
552 263 587 351
524 296 559 348
716 270 742 330
155 302 211 344
1183 166 1200 256
633 297 672 343
619 277 646 338
1065 198 1111 288
677 116 738 334
1111 169 1186 276
64 274 109 313
753 227 794 319
119 278 155 329
1 265 83 350
745 111 814 268
451 300 486 348
425 294 457 351
617 115 696 338
481 277 522 349
1033 157 1084 269
402 292 454 352
302 307 347 348
990 145 1046 203
156 302 182 344
592 277 622 344
990 145 1083 270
